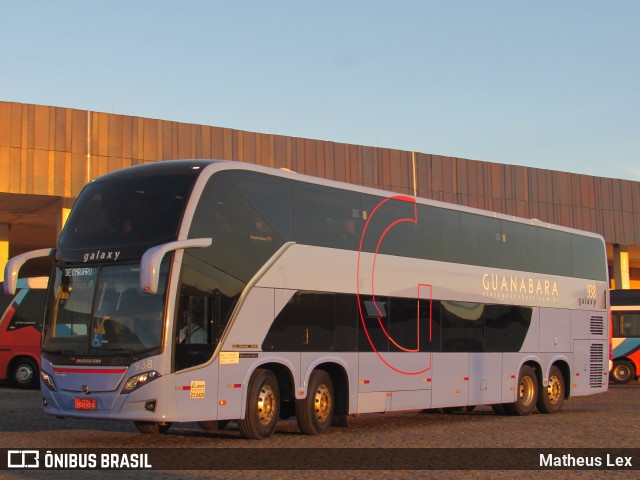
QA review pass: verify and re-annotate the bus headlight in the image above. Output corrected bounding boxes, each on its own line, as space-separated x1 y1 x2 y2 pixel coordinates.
120 371 160 394
40 371 57 392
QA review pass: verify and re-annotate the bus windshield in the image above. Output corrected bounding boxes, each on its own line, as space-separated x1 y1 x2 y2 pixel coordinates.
42 261 169 356
57 168 199 263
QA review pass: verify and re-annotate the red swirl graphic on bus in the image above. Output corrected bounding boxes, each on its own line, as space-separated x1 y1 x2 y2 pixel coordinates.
356 195 432 375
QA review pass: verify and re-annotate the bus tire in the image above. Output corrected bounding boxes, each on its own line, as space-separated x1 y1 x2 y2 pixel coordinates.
134 421 172 434
537 365 565 414
296 370 334 435
11 357 39 389
504 365 538 416
238 369 280 440
198 420 230 431
611 361 635 384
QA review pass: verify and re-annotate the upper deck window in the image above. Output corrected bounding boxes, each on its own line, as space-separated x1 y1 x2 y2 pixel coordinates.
58 170 199 262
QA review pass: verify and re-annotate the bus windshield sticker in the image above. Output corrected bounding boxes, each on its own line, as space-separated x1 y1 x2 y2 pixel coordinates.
64 267 95 277
91 333 103 348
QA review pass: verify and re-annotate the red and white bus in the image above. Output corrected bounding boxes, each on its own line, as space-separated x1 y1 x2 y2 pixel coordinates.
0 277 48 388
610 289 640 384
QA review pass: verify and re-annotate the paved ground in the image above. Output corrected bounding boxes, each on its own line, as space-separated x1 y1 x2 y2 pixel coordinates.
0 380 637 479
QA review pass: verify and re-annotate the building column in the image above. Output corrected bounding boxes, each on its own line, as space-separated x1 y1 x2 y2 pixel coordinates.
613 244 630 290
56 198 74 240
0 224 8 283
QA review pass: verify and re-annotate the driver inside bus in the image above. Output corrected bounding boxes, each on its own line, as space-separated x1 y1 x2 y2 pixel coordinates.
177 302 205 344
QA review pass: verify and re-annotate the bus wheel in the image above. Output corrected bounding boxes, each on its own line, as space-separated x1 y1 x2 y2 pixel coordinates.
134 421 172 434
198 420 230 431
238 369 280 440
296 370 334 435
505 365 538 416
11 357 39 389
537 365 565 414
611 361 635 384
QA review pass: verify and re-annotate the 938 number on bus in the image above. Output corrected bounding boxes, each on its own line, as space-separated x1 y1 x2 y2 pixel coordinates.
133 359 153 371
586 284 597 299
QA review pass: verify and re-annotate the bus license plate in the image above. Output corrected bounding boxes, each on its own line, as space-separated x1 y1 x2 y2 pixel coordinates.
74 398 97 410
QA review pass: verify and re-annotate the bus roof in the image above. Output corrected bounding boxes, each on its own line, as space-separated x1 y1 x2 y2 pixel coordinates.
203 160 607 242
86 159 606 243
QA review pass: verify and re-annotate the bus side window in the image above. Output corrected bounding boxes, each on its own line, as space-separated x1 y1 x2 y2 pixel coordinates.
0 287 12 320
174 292 216 372
612 314 621 337
621 313 640 337
177 297 209 345
7 289 47 331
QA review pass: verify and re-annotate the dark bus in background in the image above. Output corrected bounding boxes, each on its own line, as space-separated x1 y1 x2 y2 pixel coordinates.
0 277 48 388
610 289 640 384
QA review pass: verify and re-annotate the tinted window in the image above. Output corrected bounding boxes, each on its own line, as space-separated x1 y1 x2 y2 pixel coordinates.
6 289 46 331
388 297 440 353
335 294 358 352
189 174 284 283
458 213 501 267
416 205 461 263
59 172 198 261
294 183 363 250
263 291 536 354
485 305 532 352
571 235 607 281
0 284 12 317
358 295 389 352
501 221 538 272
226 171 294 240
538 228 572 277
174 254 242 371
614 313 640 338
361 195 416 257
441 301 484 352
263 292 335 351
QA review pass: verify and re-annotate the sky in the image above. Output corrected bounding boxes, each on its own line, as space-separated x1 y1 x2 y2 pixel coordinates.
1 1 639 181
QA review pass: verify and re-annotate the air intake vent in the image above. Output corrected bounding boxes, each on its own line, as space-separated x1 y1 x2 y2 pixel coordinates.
590 316 604 336
590 343 604 388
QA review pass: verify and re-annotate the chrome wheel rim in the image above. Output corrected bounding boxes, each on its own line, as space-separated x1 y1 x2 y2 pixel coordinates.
614 365 630 382
313 384 332 423
519 375 535 406
547 374 562 404
15 364 34 384
257 383 277 426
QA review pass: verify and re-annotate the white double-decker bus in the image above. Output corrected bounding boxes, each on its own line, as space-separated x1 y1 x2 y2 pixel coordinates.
4 160 609 439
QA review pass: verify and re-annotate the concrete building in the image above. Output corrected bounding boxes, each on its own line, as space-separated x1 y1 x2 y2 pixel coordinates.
1 101 638 287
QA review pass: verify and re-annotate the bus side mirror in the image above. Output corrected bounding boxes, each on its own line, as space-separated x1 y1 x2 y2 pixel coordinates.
3 248 55 295
140 238 212 294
